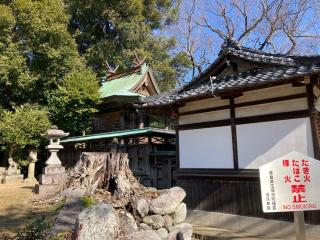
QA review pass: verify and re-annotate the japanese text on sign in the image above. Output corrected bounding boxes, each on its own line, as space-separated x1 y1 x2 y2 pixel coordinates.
260 152 320 213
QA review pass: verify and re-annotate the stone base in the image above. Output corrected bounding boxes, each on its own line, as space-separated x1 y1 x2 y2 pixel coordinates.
36 165 66 196
24 177 38 184
3 174 24 183
39 173 66 185
7 168 21 176
39 165 66 185
0 167 6 175
42 165 65 174
35 184 62 196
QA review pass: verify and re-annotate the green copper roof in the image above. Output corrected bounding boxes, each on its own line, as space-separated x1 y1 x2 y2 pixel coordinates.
60 127 175 143
100 64 149 99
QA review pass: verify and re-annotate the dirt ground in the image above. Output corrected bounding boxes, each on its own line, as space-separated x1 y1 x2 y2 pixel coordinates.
0 181 54 238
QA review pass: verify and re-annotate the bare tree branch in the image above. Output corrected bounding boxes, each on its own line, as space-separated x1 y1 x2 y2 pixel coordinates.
232 0 265 41
172 0 320 77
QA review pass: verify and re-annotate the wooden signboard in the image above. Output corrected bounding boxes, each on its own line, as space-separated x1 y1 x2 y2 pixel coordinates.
259 151 320 240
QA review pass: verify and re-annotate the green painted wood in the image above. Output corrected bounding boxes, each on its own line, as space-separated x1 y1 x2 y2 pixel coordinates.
100 64 149 98
61 127 175 143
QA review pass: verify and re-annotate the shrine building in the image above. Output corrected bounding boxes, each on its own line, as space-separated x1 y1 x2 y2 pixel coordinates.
141 39 320 236
60 58 176 189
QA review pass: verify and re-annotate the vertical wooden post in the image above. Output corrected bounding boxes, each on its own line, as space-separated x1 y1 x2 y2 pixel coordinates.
176 125 180 169
176 109 180 169
294 211 306 240
164 112 169 130
230 98 239 169
167 158 172 188
306 83 320 159
139 110 145 129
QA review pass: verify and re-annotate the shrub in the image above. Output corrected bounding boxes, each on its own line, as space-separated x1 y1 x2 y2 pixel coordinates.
14 217 49 240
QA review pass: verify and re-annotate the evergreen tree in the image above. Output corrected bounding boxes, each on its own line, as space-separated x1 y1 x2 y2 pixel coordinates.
0 0 100 134
65 0 191 90
0 104 50 164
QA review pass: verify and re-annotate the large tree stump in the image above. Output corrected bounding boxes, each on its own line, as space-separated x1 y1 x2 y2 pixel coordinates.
67 151 144 201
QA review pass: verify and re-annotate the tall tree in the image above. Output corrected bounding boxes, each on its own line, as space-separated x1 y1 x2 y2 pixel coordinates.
65 0 191 90
0 0 100 134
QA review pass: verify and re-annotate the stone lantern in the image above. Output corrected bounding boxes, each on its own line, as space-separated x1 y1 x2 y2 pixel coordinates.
41 125 69 166
35 125 69 195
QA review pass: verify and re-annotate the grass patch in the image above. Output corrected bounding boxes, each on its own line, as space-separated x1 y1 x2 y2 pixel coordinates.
81 195 96 208
48 231 72 240
14 217 50 240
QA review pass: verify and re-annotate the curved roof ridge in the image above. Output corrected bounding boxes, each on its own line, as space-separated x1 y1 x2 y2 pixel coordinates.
142 63 320 108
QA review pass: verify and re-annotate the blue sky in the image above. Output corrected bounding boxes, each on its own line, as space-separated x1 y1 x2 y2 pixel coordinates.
161 0 320 83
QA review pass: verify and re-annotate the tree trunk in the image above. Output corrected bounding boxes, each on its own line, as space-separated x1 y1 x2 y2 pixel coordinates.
66 147 144 203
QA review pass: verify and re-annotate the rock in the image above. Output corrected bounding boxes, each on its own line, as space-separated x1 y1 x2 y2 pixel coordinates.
172 202 187 224
147 187 158 192
48 190 84 236
124 230 161 240
120 212 138 235
167 223 193 240
143 215 164 229
140 223 152 230
73 203 119 240
156 228 168 239
124 212 138 229
136 197 149 217
150 187 186 215
163 215 173 231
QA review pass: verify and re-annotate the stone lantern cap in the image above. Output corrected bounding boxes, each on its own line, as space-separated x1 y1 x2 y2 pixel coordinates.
41 125 69 140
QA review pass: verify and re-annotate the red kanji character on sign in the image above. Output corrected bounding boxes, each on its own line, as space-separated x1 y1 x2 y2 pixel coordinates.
284 176 291 183
303 167 309 175
293 194 307 203
304 175 311 182
291 185 306 193
292 160 299 166
293 168 300 175
282 159 290 167
302 159 309 167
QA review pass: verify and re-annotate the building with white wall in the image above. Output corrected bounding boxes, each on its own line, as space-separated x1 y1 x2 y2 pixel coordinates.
142 39 320 230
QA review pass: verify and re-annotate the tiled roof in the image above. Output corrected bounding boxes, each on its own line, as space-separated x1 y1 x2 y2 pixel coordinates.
141 39 320 108
180 39 320 92
142 64 320 107
221 46 295 66
220 38 320 66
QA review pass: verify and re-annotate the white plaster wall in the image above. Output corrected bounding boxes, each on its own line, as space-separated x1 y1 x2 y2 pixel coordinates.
179 109 230 125
179 126 234 168
235 84 306 104
235 98 308 118
179 98 229 113
237 118 314 169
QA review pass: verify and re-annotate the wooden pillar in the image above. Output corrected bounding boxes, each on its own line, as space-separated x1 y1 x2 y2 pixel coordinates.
306 82 320 159
176 127 180 169
167 158 172 188
138 109 145 129
230 98 239 169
